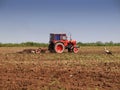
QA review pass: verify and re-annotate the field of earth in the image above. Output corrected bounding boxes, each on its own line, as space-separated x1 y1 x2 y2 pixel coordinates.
0 46 120 90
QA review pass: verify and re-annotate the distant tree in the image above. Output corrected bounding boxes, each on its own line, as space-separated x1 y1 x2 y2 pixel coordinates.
95 41 104 46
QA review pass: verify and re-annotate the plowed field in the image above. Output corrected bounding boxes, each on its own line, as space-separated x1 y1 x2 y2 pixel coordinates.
0 46 120 90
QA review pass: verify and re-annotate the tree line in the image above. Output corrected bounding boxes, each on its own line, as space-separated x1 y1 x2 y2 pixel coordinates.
77 41 120 46
0 42 48 47
0 41 120 47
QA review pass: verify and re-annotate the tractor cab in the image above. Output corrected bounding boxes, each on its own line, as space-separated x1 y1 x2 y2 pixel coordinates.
49 33 67 41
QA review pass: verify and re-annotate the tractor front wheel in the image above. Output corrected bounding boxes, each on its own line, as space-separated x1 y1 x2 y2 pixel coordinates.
54 43 65 53
73 47 79 53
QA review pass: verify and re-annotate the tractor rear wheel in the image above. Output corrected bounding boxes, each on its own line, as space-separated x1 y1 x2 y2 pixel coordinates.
48 43 55 53
73 47 79 53
54 43 65 53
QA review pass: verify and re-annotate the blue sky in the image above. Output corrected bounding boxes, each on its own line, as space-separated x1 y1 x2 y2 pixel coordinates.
0 0 120 43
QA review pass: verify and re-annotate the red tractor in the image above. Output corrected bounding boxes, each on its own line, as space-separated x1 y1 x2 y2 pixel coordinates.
48 33 79 53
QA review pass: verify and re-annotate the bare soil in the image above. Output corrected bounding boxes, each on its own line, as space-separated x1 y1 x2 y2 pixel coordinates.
0 47 120 90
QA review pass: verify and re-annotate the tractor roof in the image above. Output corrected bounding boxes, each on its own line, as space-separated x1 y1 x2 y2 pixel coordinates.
50 33 66 36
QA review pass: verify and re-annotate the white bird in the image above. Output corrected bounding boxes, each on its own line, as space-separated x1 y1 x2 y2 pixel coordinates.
104 47 112 55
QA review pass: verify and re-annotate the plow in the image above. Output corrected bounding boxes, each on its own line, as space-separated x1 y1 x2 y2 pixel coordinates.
17 48 48 54
18 33 79 54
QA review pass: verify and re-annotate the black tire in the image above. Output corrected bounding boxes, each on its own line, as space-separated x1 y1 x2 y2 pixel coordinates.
48 43 55 53
67 44 73 52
